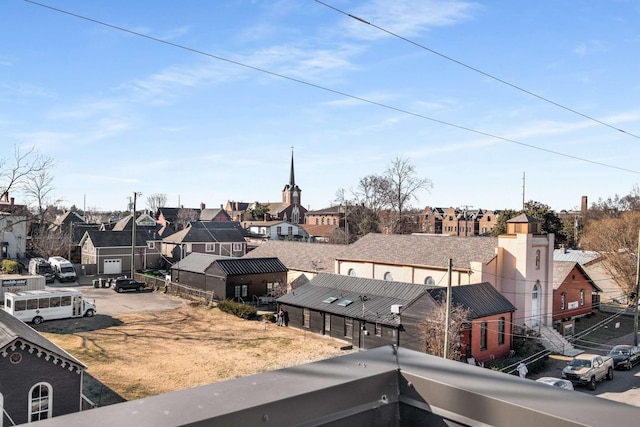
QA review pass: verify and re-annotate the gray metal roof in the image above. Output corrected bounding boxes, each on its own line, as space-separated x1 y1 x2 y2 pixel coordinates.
0 310 85 370
426 282 517 319
553 248 601 265
213 257 288 276
278 273 431 325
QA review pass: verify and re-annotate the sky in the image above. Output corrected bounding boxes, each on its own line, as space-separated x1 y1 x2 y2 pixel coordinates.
2 0 640 214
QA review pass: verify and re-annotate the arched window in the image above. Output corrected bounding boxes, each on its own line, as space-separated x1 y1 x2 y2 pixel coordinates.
384 272 393 281
29 383 52 421
561 292 566 310
535 250 541 269
580 289 585 306
348 268 356 277
498 317 505 345
424 276 435 286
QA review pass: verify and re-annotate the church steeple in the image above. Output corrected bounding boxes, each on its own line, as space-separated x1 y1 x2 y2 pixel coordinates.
289 148 295 187
282 148 301 208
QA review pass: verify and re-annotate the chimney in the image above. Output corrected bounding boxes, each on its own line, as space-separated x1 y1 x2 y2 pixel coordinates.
581 196 588 214
10 197 14 205
200 202 206 210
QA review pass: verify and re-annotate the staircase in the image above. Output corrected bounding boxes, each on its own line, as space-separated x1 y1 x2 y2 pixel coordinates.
538 325 583 357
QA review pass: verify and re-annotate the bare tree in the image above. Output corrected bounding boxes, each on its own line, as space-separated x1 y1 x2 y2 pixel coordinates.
146 193 168 213
83 206 105 224
353 175 391 214
175 208 199 230
580 211 640 297
1 145 54 198
30 227 72 260
418 300 471 361
384 157 432 233
22 169 61 236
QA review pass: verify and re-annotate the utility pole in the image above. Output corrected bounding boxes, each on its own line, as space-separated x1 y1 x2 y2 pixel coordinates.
131 192 141 277
634 230 640 346
522 171 526 210
444 258 453 359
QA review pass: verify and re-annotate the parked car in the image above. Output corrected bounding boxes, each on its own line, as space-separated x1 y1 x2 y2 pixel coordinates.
535 377 574 390
113 278 146 293
561 354 614 390
607 345 640 370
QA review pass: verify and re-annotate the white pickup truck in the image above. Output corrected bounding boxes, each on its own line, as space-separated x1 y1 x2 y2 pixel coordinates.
561 354 614 390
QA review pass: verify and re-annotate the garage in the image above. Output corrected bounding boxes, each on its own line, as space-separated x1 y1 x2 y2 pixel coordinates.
104 259 122 275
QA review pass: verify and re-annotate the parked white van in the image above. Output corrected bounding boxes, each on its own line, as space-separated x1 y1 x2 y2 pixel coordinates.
48 256 77 282
3 289 96 325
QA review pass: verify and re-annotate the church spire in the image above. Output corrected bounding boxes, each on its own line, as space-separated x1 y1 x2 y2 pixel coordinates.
289 147 295 187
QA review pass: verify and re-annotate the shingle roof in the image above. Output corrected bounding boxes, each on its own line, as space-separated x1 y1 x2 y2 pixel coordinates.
426 282 517 319
82 229 158 248
277 273 431 325
170 252 228 273
163 222 246 244
243 241 349 273
299 223 339 238
199 209 230 221
346 233 498 270
213 257 288 276
552 261 601 292
0 309 85 369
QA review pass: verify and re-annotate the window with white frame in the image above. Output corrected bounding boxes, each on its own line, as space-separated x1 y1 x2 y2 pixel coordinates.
29 383 52 421
147 241 155 249
580 289 585 305
205 243 215 252
561 292 566 310
375 323 382 337
233 243 243 251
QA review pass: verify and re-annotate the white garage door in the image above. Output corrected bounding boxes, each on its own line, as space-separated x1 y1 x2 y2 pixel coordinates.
104 259 122 275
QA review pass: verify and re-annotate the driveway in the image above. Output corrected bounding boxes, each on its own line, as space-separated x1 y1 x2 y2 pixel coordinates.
46 281 185 317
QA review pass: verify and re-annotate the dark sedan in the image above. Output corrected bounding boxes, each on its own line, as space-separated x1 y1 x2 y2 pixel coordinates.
607 345 640 370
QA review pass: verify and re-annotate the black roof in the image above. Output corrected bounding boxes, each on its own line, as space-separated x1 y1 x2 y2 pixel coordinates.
82 229 159 248
426 282 517 319
163 221 246 244
277 273 431 325
212 257 288 276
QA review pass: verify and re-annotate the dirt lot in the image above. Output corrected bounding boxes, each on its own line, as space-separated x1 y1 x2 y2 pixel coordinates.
34 302 353 406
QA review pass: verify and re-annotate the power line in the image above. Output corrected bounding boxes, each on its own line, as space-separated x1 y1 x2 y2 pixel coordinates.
21 0 640 176
315 0 640 141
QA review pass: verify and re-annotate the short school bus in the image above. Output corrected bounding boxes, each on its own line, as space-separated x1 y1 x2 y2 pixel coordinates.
3 289 96 325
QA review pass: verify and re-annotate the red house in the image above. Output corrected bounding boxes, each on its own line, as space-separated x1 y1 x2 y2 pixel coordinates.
552 261 601 324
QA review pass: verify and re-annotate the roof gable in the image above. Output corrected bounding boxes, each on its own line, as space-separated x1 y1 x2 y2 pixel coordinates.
0 310 85 371
426 282 517 319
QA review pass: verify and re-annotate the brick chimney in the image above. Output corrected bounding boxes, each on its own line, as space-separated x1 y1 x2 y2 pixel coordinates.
581 196 588 214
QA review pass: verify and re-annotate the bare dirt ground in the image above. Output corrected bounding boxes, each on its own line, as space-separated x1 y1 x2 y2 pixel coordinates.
35 303 354 406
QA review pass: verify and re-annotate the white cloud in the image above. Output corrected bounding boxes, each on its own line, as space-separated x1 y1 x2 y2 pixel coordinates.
338 0 479 41
573 39 607 56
